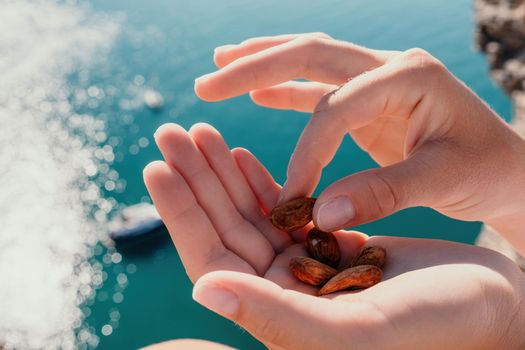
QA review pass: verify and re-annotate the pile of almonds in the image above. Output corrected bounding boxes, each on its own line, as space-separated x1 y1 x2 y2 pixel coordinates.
270 197 386 295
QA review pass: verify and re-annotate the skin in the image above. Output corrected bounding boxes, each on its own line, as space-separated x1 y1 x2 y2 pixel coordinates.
195 33 525 256
143 123 525 349
140 339 236 350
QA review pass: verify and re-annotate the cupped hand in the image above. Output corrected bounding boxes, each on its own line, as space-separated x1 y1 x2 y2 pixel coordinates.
194 33 525 254
143 122 366 280
143 123 525 350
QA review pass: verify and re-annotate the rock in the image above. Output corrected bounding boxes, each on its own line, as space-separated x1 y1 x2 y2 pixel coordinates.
474 0 525 270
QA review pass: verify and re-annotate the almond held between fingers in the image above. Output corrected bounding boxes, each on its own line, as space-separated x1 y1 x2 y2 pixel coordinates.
351 246 386 268
318 265 383 295
289 256 338 286
270 197 316 232
305 228 341 268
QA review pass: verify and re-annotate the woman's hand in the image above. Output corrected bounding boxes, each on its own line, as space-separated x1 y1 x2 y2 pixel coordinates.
143 123 525 350
194 33 525 255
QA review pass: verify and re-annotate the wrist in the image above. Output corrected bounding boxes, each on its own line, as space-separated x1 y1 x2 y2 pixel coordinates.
483 144 525 254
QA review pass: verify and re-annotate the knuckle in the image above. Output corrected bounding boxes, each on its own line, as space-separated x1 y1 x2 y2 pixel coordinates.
294 35 325 50
293 35 332 77
400 47 445 75
366 172 401 217
310 31 332 40
313 85 343 116
402 47 432 62
313 90 332 115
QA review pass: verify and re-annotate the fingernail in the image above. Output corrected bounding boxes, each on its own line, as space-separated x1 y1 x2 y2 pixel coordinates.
153 126 162 141
316 196 356 231
276 181 288 204
193 281 239 316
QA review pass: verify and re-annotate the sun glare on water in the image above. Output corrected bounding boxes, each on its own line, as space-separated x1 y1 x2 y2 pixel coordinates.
0 1 122 348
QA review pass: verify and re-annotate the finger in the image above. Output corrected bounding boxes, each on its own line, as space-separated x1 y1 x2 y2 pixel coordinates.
232 147 304 246
195 36 387 102
231 145 339 244
231 147 281 213
279 114 347 202
250 81 337 113
281 49 448 203
140 339 236 350
192 271 367 350
143 161 254 282
313 154 440 231
154 123 274 275
190 123 291 252
214 32 332 68
189 124 266 223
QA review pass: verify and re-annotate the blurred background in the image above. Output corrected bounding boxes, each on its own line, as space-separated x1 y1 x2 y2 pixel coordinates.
0 0 512 349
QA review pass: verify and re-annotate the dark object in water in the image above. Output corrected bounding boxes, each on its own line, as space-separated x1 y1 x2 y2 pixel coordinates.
109 203 164 242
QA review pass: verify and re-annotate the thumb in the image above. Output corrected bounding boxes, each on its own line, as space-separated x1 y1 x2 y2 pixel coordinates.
192 271 346 350
314 154 440 232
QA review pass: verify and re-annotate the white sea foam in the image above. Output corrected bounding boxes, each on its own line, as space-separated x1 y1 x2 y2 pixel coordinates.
0 1 119 348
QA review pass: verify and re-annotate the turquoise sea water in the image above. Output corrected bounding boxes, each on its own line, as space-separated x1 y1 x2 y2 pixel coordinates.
84 0 512 348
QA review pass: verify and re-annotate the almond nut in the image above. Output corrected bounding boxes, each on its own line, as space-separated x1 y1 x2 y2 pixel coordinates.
318 265 383 295
351 246 386 268
270 197 316 232
305 228 341 268
289 256 337 286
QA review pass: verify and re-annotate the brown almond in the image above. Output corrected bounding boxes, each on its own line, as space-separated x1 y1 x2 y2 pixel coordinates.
318 265 382 295
305 228 341 268
289 256 337 286
270 197 316 232
351 246 386 268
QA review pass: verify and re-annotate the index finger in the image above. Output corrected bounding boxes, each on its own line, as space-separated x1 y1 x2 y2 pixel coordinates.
195 37 386 102
281 50 442 203
143 161 255 282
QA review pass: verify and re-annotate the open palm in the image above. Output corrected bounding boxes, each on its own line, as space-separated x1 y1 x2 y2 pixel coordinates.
143 122 344 288
144 123 524 350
